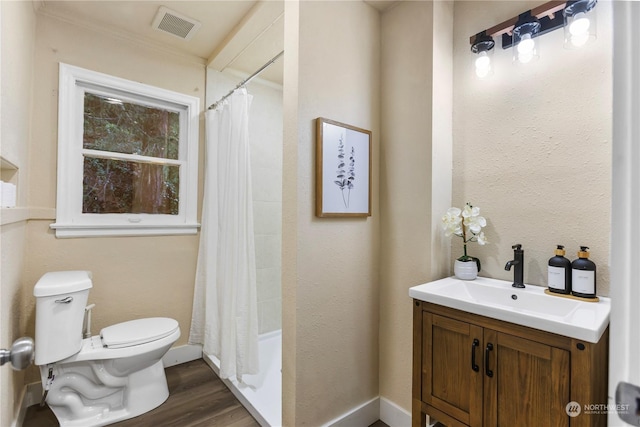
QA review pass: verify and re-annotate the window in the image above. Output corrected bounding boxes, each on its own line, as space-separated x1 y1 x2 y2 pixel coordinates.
51 63 199 237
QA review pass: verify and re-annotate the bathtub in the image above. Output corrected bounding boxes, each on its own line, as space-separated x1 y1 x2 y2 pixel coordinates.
203 330 282 427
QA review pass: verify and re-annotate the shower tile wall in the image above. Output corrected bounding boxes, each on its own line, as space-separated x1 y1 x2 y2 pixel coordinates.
206 68 283 335
248 80 283 334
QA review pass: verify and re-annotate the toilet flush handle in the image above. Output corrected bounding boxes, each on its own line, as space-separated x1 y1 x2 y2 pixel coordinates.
83 304 96 339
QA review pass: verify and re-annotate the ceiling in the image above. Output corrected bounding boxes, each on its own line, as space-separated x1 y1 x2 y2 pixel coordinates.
36 0 398 86
364 1 398 12
37 0 285 84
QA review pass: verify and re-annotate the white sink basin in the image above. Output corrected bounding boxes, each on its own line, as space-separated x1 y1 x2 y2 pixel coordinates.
409 276 610 343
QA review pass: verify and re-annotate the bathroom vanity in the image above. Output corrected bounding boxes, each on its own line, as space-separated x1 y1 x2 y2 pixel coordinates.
410 277 610 427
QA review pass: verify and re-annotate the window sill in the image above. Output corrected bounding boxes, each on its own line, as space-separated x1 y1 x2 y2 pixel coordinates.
1 207 56 226
49 222 200 238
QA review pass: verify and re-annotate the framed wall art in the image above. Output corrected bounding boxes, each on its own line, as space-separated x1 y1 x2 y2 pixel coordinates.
315 117 371 218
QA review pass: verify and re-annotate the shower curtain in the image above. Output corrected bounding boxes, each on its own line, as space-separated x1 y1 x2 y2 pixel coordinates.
189 88 259 381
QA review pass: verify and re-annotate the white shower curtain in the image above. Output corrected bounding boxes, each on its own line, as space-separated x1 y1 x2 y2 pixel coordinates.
189 88 259 381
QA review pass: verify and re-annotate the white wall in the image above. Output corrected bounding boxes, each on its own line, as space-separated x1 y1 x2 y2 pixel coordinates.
282 1 381 425
206 69 283 334
452 1 612 295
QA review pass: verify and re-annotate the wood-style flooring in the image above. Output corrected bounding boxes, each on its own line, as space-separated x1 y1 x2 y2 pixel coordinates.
23 359 259 427
23 359 390 427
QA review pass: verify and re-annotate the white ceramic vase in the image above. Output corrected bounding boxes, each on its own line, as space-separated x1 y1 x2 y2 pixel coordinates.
454 259 478 280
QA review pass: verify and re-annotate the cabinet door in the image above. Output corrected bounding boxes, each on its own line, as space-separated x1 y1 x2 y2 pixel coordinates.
483 331 570 427
423 312 484 426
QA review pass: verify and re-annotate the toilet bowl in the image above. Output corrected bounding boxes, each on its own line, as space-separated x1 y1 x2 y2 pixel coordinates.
33 271 180 427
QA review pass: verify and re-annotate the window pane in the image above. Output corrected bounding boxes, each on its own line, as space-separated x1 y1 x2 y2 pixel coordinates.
83 93 179 160
83 157 179 215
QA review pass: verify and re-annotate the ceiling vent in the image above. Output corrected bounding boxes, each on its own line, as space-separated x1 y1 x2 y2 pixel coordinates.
151 6 201 41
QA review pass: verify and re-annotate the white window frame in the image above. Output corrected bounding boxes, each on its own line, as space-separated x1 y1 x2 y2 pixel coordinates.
51 63 200 238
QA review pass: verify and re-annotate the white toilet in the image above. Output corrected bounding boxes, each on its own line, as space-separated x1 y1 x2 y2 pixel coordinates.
33 271 180 426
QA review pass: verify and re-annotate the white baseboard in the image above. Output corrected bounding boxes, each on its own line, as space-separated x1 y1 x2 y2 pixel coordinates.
322 396 380 427
12 382 44 427
380 396 412 427
163 343 202 367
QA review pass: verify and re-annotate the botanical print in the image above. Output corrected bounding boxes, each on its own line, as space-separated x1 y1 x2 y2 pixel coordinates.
334 135 356 208
321 121 369 214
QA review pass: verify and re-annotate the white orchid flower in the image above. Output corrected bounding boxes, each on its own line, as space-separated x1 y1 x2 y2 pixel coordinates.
462 204 486 234
442 207 462 237
442 202 489 255
477 231 488 245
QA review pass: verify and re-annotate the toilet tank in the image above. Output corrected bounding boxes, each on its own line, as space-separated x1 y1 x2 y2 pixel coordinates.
33 271 93 365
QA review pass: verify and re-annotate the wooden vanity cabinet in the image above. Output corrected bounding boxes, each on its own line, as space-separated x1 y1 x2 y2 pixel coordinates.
412 300 608 427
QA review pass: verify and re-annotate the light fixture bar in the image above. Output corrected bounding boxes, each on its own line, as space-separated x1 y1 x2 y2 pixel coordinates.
469 1 566 47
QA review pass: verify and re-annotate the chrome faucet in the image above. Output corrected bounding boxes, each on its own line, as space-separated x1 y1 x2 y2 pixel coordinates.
505 244 525 288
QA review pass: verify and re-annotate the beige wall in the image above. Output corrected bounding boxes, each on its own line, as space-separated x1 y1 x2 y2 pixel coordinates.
0 1 36 424
379 0 454 413
1 2 614 426
282 1 381 424
452 1 612 295
20 12 206 383
282 2 300 424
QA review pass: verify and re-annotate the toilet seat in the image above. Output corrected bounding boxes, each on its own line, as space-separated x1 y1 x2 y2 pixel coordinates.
101 318 179 349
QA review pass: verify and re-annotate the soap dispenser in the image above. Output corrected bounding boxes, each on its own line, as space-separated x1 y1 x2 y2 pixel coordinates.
571 246 597 298
548 245 571 294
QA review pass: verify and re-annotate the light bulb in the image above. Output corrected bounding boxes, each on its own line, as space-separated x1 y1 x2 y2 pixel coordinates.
571 33 590 47
475 52 491 69
517 33 535 55
475 51 491 78
518 53 534 64
475 64 490 78
569 12 591 36
476 66 490 79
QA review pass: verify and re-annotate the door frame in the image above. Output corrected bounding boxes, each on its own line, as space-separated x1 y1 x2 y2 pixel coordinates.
609 2 640 425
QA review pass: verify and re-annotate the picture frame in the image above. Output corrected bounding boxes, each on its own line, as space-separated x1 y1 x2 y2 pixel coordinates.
315 117 372 218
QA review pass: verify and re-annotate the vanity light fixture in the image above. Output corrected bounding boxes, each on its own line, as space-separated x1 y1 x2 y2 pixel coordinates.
512 12 541 63
469 0 597 74
471 31 495 78
563 0 597 48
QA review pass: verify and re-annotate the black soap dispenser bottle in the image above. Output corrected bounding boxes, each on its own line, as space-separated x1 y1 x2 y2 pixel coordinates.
571 246 597 298
548 245 571 294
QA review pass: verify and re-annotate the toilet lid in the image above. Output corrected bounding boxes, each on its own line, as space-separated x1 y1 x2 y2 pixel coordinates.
100 317 179 349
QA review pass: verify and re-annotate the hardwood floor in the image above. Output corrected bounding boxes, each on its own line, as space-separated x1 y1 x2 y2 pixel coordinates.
23 358 391 426
23 359 259 427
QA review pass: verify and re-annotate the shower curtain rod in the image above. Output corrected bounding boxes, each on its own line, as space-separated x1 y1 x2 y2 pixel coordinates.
207 50 285 111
